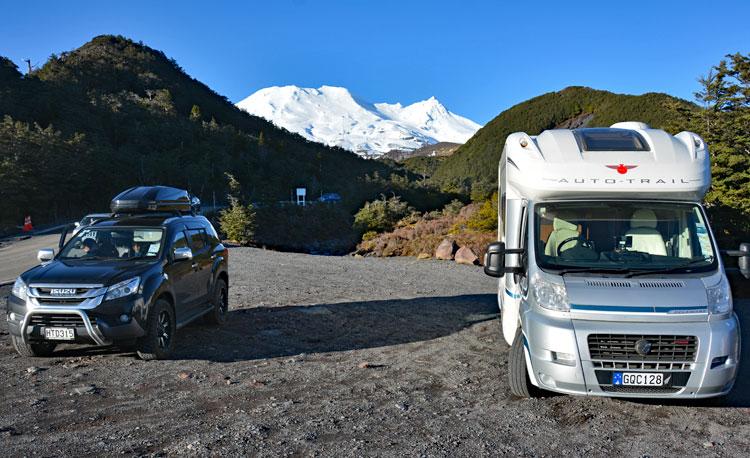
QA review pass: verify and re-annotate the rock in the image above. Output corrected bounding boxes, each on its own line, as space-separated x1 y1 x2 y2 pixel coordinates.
703 441 715 448
435 239 458 260
358 362 373 369
177 372 192 380
72 385 97 395
417 253 431 260
455 246 479 265
247 379 266 388
0 426 19 437
26 366 41 375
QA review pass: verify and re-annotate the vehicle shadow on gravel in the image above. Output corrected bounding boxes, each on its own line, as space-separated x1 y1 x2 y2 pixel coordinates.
170 293 499 363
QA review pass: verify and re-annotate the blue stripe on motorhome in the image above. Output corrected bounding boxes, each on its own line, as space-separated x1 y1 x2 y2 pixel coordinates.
570 304 708 313
505 289 521 299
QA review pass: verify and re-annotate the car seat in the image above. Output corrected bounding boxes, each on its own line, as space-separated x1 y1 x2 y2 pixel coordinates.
624 209 667 256
544 215 580 256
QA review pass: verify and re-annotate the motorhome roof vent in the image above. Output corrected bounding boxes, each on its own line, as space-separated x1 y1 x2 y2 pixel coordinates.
573 128 650 152
610 121 650 130
111 186 196 214
637 280 686 288
585 280 632 288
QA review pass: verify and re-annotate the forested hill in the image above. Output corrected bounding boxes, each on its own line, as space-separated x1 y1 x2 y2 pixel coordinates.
431 86 696 195
0 35 408 229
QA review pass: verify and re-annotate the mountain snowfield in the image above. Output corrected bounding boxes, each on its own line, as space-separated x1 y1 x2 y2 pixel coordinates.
236 85 482 157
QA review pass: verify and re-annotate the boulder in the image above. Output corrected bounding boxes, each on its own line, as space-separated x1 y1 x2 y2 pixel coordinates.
417 252 431 260
455 246 479 265
435 239 458 260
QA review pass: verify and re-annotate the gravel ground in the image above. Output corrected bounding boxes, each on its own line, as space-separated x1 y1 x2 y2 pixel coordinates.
1 247 749 456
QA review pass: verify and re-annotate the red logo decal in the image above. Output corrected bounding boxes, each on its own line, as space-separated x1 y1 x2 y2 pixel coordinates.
606 164 638 175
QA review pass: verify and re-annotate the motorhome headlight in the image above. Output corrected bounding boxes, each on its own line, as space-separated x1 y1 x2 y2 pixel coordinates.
104 277 141 301
706 277 732 315
11 277 28 301
532 273 569 312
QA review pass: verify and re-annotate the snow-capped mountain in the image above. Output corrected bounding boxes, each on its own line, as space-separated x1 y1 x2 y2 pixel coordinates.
236 85 481 157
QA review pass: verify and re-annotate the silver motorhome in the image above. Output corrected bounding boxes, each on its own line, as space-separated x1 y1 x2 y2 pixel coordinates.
483 122 749 398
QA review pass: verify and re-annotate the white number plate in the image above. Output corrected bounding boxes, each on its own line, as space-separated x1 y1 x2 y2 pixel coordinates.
44 327 75 341
613 372 664 386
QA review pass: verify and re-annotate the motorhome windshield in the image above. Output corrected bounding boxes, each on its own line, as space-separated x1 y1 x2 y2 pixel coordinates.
59 227 164 261
534 201 716 274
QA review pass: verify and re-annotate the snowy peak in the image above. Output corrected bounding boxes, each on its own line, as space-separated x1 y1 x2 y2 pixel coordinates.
236 85 481 157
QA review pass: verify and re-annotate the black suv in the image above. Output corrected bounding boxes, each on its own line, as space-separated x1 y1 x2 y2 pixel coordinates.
5 186 229 360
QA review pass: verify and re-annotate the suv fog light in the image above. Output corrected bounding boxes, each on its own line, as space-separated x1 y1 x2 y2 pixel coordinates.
119 314 130 323
8 312 19 322
710 355 728 369
551 351 576 366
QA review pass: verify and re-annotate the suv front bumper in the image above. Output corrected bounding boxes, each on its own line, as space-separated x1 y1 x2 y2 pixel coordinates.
6 291 146 346
522 309 740 398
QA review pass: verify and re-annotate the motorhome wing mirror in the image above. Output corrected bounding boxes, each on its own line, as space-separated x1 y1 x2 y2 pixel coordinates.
37 248 54 263
725 243 750 279
738 242 750 279
173 246 193 262
484 242 506 278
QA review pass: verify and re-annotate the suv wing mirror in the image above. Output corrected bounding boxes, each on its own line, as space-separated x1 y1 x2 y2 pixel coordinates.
483 242 525 278
38 248 54 263
173 247 193 262
726 242 750 279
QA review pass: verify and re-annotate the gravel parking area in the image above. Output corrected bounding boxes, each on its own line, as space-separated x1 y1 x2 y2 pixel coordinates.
1 247 749 456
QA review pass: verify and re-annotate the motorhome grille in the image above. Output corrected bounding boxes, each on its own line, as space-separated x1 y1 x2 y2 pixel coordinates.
28 314 88 327
588 334 697 362
637 281 685 288
600 385 681 394
585 280 632 288
592 361 691 371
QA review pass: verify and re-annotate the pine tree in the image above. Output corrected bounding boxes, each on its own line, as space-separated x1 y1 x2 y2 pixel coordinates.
219 173 256 245
190 104 201 121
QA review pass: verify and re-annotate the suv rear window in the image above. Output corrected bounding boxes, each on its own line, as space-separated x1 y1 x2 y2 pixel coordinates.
573 128 650 152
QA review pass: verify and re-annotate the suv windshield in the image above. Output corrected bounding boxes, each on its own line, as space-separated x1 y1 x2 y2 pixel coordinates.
59 227 164 261
534 201 716 274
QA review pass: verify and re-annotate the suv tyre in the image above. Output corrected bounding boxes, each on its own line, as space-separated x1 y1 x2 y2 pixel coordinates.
136 299 176 360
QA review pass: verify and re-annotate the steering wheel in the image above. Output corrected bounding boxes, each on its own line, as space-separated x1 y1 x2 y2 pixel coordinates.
556 236 595 256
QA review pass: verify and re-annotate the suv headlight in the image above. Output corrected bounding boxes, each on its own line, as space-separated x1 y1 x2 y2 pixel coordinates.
104 277 141 301
11 277 28 301
707 277 732 315
532 273 569 312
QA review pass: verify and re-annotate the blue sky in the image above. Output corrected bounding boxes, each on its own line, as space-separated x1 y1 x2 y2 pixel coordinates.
1 0 748 123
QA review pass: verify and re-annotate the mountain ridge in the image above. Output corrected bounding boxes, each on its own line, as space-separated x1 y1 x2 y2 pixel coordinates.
431 86 697 195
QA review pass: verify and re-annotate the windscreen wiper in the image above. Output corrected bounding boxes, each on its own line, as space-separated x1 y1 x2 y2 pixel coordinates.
557 267 632 276
624 258 714 278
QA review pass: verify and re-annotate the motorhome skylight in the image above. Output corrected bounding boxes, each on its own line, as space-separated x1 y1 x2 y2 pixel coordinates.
573 128 650 152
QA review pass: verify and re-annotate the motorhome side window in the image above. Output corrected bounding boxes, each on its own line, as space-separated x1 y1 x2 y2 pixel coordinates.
534 201 716 273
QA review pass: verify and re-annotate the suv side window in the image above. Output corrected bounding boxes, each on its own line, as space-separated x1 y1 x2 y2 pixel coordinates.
187 229 208 251
172 230 188 250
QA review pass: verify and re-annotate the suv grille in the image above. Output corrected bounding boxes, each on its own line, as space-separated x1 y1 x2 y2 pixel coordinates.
28 314 93 327
588 334 697 362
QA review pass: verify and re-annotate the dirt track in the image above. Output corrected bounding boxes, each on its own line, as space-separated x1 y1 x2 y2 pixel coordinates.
1 248 749 456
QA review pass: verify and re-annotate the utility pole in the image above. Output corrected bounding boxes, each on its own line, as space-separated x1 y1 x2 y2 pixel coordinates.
24 59 32 74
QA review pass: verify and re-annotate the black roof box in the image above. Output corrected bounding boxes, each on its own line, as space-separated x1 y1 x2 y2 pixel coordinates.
111 186 194 214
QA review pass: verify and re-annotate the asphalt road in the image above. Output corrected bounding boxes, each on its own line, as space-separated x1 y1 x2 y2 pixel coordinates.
0 234 60 285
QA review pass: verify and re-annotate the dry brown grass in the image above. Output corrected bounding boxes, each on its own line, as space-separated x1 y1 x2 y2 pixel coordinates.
355 203 496 262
